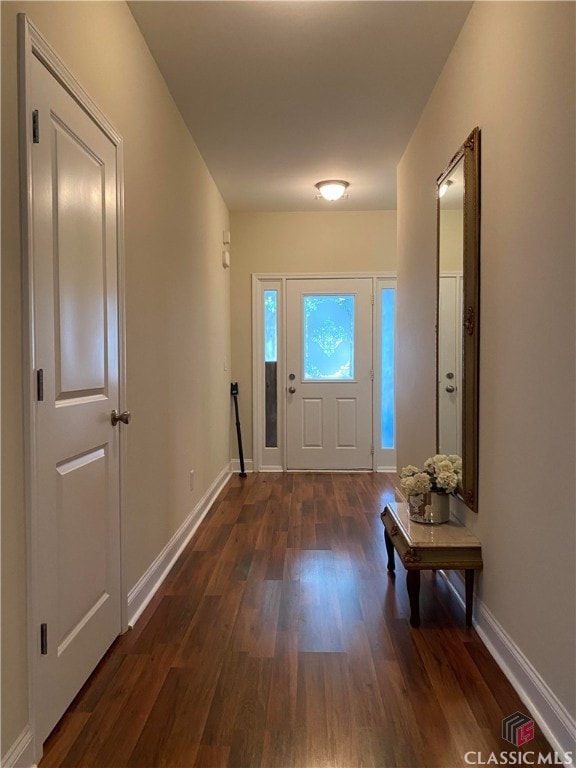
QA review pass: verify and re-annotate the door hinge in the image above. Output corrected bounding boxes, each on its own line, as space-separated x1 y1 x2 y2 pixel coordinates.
32 110 40 143
37 369 44 401
371 294 375 306
371 445 375 456
370 369 374 381
40 623 48 655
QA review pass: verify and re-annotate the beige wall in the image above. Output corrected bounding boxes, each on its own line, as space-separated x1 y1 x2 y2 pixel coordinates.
1 1 230 755
397 0 575 726
229 211 396 460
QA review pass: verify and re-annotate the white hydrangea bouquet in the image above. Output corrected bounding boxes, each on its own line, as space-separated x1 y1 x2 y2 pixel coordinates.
400 454 462 524
400 454 462 496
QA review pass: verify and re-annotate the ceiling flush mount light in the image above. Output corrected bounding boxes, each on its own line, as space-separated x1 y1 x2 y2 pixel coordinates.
315 180 350 201
438 179 453 198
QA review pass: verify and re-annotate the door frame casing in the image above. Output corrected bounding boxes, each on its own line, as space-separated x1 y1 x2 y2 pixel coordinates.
252 273 396 472
18 15 127 760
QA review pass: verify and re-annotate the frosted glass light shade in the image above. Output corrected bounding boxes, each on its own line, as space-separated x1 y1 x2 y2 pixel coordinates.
315 180 349 201
438 179 453 198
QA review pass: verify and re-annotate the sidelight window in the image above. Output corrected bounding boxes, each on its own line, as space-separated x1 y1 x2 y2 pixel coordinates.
264 290 278 447
380 287 395 450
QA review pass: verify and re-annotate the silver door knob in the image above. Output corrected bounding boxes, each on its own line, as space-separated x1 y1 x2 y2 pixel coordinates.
288 386 296 394
111 409 131 426
445 385 456 393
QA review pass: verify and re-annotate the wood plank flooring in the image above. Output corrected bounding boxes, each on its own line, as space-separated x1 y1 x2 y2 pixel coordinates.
40 473 552 768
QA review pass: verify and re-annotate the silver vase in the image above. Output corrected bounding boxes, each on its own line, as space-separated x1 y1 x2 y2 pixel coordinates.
409 491 450 524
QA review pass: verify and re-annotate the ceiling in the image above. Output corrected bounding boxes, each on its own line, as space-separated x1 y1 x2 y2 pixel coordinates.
128 1 473 212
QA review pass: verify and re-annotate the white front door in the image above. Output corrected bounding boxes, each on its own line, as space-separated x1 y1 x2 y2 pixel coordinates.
28 51 123 745
286 278 373 470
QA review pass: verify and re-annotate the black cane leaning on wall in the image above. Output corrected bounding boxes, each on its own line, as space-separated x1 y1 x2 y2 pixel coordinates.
231 382 247 478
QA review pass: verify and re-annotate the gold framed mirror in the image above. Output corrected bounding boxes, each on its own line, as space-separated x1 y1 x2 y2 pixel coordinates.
436 127 480 510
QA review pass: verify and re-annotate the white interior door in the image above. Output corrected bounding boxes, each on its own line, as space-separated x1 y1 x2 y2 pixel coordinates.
28 51 123 745
286 278 373 470
438 274 463 455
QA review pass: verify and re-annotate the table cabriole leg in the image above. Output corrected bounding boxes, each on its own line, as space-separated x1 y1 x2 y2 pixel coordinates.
406 570 421 628
384 527 396 573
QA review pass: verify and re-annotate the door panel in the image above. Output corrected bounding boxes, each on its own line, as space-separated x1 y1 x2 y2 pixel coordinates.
55 121 107 396
302 398 323 446
30 54 122 745
56 447 108 648
336 398 357 447
286 278 373 470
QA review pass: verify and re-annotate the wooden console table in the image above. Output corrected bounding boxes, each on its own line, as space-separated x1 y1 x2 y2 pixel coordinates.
380 501 482 628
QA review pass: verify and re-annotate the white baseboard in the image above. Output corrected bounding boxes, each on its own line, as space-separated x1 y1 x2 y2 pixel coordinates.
375 465 397 473
230 458 253 473
127 465 232 627
441 570 576 762
2 725 36 768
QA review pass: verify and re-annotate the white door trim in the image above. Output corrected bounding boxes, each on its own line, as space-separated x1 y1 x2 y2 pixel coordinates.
18 15 127 760
252 273 396 472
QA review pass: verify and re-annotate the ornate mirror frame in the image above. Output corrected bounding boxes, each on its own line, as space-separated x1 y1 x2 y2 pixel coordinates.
436 127 480 510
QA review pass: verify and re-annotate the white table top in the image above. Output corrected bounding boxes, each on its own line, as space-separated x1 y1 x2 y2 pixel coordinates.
385 501 481 550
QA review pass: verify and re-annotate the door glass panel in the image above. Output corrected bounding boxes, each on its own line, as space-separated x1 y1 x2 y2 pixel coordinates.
264 290 277 363
381 288 395 449
303 294 354 380
264 290 278 447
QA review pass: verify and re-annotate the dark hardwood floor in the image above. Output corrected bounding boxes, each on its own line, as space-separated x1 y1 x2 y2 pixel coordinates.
40 473 552 767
